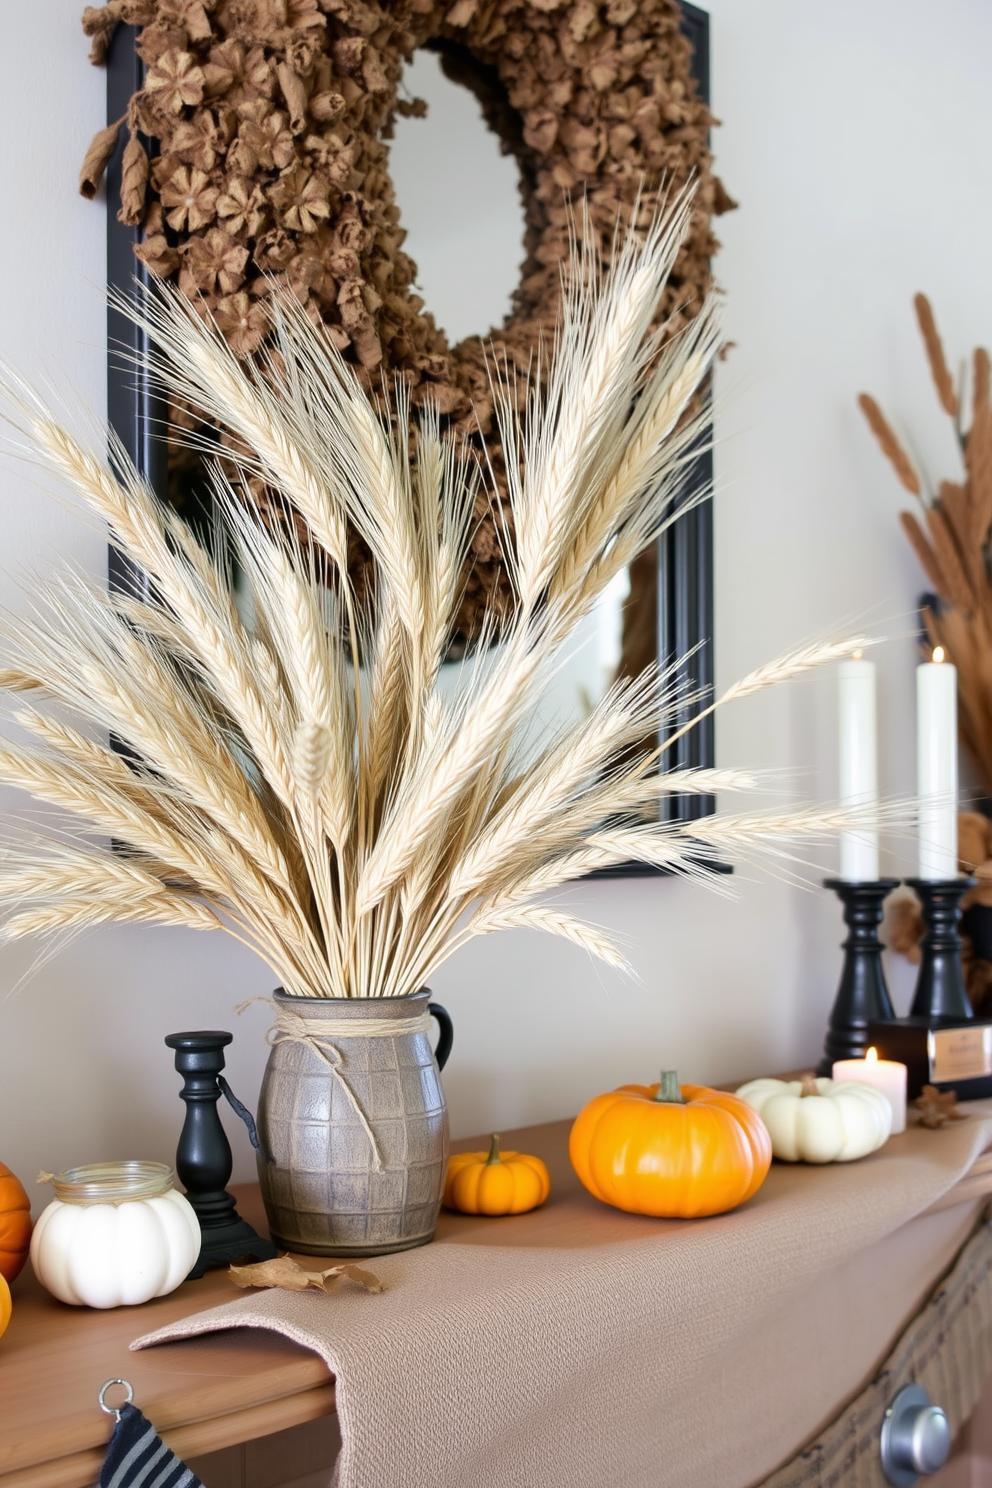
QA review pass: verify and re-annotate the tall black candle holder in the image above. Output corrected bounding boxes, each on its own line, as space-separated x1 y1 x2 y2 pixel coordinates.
906 879 975 1021
817 879 898 1075
165 1030 277 1278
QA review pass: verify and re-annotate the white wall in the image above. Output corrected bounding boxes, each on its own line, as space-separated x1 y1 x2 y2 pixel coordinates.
1 0 990 1193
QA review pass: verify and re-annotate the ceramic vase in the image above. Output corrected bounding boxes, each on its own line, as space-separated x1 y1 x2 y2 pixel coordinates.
256 989 452 1256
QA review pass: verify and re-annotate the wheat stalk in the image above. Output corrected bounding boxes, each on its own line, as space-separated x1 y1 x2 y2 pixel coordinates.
127 294 351 577
687 805 887 848
363 597 410 828
718 636 874 705
858 394 922 496
464 903 630 972
914 294 958 418
0 853 182 902
509 190 697 615
551 314 718 613
1 895 221 939
926 506 974 612
0 669 43 692
899 510 947 595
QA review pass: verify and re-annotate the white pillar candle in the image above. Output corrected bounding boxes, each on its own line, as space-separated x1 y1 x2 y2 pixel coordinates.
838 656 879 881
832 1046 907 1135
917 648 958 880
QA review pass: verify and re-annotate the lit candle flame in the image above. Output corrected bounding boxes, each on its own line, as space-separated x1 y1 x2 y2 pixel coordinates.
866 1046 878 1064
853 648 863 661
933 646 945 664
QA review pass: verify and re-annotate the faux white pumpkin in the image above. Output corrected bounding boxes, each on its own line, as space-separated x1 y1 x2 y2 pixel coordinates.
30 1162 200 1308
734 1074 892 1164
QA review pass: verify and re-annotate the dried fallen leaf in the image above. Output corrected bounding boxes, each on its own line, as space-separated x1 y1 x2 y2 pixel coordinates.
916 1084 967 1129
228 1253 384 1294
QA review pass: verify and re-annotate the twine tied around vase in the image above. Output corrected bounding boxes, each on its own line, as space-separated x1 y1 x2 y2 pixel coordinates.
238 999 432 1173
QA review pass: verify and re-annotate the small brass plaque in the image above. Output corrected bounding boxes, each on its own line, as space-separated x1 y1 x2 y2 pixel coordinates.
928 1025 992 1083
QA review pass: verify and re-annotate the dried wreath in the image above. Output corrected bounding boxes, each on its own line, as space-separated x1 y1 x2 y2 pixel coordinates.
80 0 733 642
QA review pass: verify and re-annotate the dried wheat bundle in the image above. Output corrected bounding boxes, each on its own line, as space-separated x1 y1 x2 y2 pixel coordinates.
860 296 992 792
0 197 870 995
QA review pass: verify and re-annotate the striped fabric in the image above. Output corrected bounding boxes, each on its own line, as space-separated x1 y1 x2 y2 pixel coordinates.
99 1404 204 1488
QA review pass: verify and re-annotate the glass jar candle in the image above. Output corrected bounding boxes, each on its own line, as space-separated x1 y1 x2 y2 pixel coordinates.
30 1161 200 1308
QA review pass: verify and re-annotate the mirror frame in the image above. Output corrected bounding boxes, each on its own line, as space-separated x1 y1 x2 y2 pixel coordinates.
103 3 716 878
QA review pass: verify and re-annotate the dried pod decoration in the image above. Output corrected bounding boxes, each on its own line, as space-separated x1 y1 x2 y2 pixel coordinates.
881 812 992 1016
882 883 926 966
860 298 992 794
80 0 733 645
915 1085 966 1130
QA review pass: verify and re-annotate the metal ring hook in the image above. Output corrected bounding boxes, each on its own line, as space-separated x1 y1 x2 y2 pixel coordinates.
98 1379 134 1420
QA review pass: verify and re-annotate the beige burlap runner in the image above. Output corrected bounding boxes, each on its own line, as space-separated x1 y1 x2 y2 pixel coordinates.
133 1108 992 1488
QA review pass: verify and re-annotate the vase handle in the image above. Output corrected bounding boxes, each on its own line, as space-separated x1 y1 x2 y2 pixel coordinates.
429 1002 453 1070
218 1076 262 1152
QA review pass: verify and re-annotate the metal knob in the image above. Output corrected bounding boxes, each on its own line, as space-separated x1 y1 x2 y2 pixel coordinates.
880 1384 951 1485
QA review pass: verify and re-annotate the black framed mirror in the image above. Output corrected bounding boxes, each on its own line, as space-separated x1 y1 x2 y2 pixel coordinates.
102 2 716 877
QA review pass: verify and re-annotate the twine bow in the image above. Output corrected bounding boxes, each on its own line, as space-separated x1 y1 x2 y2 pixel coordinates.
238 998 431 1174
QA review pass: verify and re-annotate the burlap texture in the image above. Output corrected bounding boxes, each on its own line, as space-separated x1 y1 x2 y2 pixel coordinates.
132 1110 992 1488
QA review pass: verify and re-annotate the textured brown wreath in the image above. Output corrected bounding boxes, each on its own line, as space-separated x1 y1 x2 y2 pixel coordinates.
80 0 733 646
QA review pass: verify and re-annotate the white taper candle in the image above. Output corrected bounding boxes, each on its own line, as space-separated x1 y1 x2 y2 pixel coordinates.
838 656 879 881
917 648 958 880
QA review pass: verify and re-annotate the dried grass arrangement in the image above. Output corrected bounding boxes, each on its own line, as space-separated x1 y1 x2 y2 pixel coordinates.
0 199 867 998
859 295 992 791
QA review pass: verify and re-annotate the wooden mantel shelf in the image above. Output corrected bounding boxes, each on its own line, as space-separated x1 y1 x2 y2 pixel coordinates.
0 1184 334 1488
3 1118 992 1488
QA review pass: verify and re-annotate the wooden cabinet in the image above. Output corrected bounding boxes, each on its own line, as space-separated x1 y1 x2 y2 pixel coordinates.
188 1417 341 1488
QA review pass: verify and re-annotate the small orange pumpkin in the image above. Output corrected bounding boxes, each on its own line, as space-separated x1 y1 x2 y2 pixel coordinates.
443 1135 551 1216
0 1272 10 1342
569 1071 772 1219
0 1163 32 1283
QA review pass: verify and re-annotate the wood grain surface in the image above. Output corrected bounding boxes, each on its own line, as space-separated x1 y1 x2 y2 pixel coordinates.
0 1184 332 1488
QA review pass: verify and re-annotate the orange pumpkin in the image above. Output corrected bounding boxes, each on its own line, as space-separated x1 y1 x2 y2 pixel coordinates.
569 1071 772 1219
443 1135 551 1216
0 1272 10 1342
0 1163 32 1283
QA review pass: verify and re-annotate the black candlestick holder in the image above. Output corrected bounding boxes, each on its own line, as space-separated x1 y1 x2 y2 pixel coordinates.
817 879 899 1075
165 1030 277 1279
906 878 975 1021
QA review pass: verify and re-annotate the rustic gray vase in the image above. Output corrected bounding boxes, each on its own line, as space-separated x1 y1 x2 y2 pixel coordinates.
256 989 451 1256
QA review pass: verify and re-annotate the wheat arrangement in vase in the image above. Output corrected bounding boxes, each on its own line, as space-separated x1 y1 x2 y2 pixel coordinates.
0 192 871 997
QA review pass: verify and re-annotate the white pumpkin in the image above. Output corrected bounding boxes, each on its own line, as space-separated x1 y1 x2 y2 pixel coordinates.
734 1074 892 1163
30 1187 200 1308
